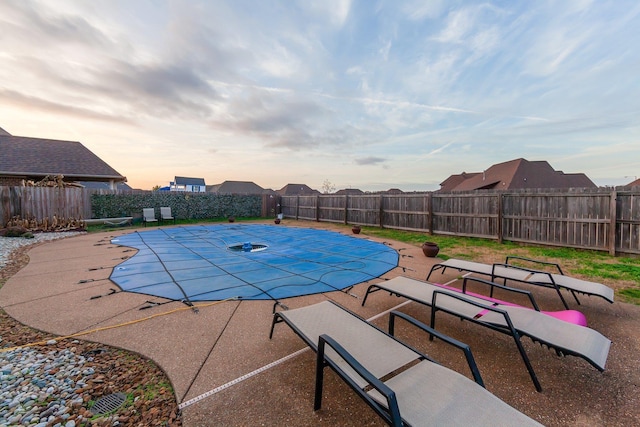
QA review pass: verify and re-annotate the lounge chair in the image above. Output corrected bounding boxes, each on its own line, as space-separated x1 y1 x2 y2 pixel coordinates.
160 206 175 224
142 208 158 227
362 276 611 392
270 300 542 426
427 257 615 309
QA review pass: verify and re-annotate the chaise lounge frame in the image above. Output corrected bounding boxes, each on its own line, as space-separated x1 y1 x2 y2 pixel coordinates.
270 300 541 426
427 256 615 309
362 276 611 392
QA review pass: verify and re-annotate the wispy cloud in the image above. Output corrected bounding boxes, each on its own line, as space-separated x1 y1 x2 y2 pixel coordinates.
0 0 639 190
355 156 385 166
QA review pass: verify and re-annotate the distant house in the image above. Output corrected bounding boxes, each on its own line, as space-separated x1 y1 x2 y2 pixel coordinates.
625 178 640 188
384 188 404 194
207 180 265 194
334 188 364 196
277 183 320 196
170 176 206 192
439 158 596 191
0 127 126 189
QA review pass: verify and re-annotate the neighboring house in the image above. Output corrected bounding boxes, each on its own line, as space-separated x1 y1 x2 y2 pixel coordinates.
439 158 596 191
207 180 265 194
625 178 640 188
170 176 206 192
384 188 404 194
277 183 321 196
334 188 364 196
0 128 126 189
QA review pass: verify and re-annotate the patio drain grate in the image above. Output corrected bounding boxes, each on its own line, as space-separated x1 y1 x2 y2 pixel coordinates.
91 392 127 416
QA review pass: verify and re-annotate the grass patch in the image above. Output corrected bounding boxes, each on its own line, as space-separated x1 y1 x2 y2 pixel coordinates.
574 260 640 282
619 288 640 304
360 227 512 251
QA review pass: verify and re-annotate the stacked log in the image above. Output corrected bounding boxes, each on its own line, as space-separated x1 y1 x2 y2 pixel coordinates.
25 175 84 188
3 215 85 232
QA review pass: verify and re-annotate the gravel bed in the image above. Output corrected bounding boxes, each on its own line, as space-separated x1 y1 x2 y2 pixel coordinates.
0 232 181 426
0 232 85 270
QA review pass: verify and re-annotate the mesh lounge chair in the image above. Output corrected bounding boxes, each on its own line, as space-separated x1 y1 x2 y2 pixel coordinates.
142 208 158 227
362 276 611 392
270 300 542 426
160 207 175 224
427 257 615 309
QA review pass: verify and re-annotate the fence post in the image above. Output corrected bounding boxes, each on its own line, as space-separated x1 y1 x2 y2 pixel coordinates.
344 195 348 225
497 193 504 244
609 191 617 255
296 195 300 220
316 195 320 222
427 192 433 235
379 194 384 228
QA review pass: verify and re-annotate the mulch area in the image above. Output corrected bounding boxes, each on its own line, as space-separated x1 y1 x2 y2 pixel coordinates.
0 245 181 427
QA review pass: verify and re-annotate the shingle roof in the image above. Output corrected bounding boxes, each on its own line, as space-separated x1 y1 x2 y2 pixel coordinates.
0 135 126 182
626 178 640 188
277 183 320 196
334 188 364 195
207 180 264 194
174 176 206 186
440 158 595 191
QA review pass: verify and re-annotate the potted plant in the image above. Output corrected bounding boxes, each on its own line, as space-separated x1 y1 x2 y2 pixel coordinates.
228 216 235 223
351 225 361 234
421 241 439 257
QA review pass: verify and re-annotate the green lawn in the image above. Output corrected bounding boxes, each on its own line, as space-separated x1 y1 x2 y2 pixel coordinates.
359 226 640 305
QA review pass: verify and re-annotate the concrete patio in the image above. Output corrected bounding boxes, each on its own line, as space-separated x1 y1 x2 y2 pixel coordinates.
1 221 638 426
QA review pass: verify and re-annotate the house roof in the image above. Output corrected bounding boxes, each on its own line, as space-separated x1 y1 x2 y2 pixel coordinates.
439 172 482 192
440 158 596 191
625 178 640 188
174 176 206 186
277 183 320 196
207 180 264 194
334 188 364 195
0 134 126 182
0 127 10 136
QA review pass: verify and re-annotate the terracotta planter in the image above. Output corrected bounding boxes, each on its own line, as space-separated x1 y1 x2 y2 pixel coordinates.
228 217 235 223
274 218 281 224
352 226 361 234
422 241 439 257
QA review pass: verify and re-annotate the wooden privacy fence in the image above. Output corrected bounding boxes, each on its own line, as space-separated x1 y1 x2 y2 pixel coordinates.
280 190 640 255
0 186 88 224
3 186 639 255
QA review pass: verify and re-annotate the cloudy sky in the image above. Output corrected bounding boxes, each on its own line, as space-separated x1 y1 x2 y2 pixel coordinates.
1 0 639 191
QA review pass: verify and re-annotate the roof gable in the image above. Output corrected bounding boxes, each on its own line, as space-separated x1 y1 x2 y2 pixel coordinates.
440 158 595 191
175 176 206 186
0 135 125 181
277 183 320 195
208 180 264 194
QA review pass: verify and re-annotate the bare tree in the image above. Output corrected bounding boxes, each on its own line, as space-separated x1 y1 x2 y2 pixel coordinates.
321 179 335 194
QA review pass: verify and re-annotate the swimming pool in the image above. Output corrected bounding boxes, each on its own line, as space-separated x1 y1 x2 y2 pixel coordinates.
109 224 398 303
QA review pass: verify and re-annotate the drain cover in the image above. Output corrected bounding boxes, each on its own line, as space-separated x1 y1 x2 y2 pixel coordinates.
91 392 127 416
227 242 268 252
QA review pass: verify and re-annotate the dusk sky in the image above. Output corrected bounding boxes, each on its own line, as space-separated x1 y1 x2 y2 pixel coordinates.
2 1 639 191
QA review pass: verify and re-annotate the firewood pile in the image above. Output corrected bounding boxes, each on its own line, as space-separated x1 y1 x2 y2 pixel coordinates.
3 215 86 232
25 174 84 188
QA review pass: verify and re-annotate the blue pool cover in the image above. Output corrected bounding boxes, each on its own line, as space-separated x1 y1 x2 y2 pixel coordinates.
109 224 398 302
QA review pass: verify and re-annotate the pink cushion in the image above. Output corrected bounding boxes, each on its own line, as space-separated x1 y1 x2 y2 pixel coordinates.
434 283 588 327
